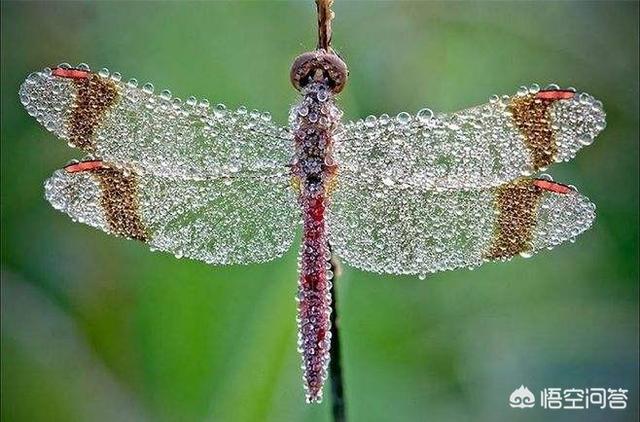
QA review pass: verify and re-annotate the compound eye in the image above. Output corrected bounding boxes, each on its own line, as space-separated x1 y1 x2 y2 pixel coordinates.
290 50 348 94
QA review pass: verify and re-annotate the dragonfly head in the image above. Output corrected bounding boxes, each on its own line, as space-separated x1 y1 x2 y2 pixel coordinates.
290 50 348 94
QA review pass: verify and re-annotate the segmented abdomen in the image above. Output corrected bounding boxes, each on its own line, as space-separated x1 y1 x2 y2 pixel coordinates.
291 82 340 403
297 189 332 403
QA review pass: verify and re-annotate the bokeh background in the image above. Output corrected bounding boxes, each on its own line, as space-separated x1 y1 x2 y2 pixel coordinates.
1 1 638 421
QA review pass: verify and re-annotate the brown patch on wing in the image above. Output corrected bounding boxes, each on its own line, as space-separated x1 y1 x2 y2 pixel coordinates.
90 167 148 241
68 74 119 151
509 94 564 170
485 179 543 259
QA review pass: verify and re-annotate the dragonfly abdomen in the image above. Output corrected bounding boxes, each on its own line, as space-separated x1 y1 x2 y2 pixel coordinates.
292 87 338 403
297 187 332 403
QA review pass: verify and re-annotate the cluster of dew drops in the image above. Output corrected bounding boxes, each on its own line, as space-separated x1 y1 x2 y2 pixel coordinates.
346 83 588 132
329 170 596 280
23 66 602 279
21 63 293 182
90 63 274 125
24 63 301 266
333 82 605 193
327 84 602 279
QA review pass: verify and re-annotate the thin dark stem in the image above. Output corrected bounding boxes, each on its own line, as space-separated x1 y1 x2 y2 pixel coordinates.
319 1 342 419
329 253 346 422
316 0 334 51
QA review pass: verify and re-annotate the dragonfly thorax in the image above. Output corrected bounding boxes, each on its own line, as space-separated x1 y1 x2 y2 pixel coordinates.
290 50 348 94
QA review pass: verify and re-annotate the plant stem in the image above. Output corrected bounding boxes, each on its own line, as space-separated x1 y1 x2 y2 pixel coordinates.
318 1 344 419
329 254 346 422
316 0 334 52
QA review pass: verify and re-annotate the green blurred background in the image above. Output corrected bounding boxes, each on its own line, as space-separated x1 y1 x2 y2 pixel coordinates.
1 1 638 421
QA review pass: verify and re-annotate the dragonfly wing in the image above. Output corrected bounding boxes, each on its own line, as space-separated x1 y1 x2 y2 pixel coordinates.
328 178 595 275
335 86 605 190
45 161 298 265
20 66 291 179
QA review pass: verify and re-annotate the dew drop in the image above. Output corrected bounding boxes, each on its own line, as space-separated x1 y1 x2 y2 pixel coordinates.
417 108 434 123
214 103 226 117
519 250 534 259
19 92 30 106
159 89 172 101
382 176 394 186
317 89 328 102
142 83 154 94
579 135 594 146
365 115 377 128
396 111 411 125
579 93 592 104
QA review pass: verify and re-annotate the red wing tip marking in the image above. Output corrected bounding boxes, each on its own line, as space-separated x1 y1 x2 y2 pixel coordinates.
535 90 575 100
52 68 90 79
64 160 106 173
533 179 573 194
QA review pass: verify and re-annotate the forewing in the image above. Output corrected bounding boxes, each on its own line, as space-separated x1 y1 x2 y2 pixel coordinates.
328 178 595 275
335 86 605 190
20 65 291 179
45 162 298 265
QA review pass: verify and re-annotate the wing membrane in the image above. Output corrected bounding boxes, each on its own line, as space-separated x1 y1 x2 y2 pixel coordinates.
335 86 605 190
20 66 292 179
328 177 595 275
45 163 298 265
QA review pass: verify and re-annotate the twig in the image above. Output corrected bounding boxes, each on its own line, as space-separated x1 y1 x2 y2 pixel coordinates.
318 1 344 419
329 252 346 422
316 0 334 51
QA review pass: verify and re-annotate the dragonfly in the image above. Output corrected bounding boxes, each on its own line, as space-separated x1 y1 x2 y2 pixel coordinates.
19 0 605 405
